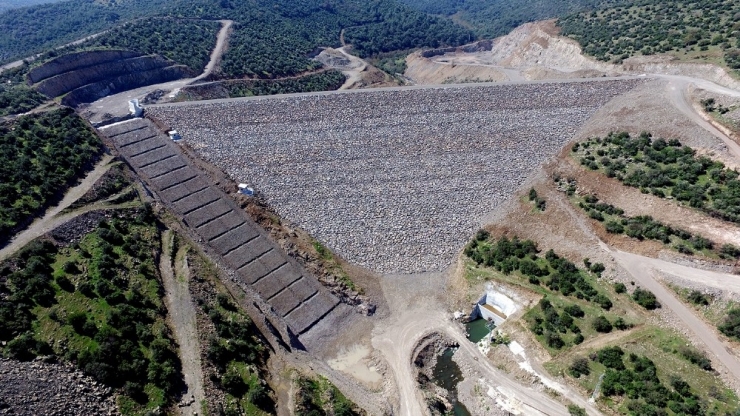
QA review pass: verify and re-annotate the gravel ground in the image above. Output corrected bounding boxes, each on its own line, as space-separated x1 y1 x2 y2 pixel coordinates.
148 80 643 274
0 358 118 416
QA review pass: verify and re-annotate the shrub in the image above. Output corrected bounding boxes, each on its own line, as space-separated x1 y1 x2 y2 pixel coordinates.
687 290 710 306
569 357 590 378
545 332 565 349
67 311 88 334
594 293 613 310
678 346 713 371
563 304 585 318
614 282 627 294
719 308 740 341
605 220 624 234
592 316 613 333
613 317 630 330
597 346 625 370
567 405 586 416
589 262 606 276
633 288 660 310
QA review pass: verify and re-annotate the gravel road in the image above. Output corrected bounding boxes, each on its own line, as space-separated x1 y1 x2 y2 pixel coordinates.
83 20 233 124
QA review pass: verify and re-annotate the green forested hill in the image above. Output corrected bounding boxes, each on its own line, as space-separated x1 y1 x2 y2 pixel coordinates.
398 0 618 38
0 0 472 79
0 0 65 13
0 0 189 63
558 0 740 69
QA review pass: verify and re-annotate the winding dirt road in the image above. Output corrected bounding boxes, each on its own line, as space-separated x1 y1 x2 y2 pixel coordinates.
86 19 233 123
663 75 740 160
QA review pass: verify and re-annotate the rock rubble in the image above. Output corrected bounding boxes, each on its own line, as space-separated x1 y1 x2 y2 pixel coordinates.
149 80 642 273
0 358 118 416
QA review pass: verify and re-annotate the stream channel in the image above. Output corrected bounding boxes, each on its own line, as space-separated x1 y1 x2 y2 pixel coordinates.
431 347 472 416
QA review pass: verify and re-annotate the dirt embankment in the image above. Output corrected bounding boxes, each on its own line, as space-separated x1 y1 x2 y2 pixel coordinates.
406 19 740 89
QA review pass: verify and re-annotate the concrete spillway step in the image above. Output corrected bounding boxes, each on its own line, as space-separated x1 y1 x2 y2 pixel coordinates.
227 238 273 270
100 119 148 137
102 118 341 343
285 292 340 334
184 200 233 228
210 224 260 255
197 211 245 241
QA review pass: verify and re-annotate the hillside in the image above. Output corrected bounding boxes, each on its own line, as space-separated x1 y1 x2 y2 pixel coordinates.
558 0 740 70
0 0 472 79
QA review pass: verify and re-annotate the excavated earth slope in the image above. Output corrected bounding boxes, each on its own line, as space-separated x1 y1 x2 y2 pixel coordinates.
29 50 191 106
148 79 644 274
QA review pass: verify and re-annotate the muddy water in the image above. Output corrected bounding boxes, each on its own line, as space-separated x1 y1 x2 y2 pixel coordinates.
327 344 382 386
431 348 472 416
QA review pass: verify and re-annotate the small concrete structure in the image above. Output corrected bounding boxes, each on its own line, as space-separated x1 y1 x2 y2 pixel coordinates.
128 99 143 117
238 184 254 196
470 284 517 326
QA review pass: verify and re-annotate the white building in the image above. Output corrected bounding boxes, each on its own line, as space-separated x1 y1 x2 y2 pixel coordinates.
128 99 143 117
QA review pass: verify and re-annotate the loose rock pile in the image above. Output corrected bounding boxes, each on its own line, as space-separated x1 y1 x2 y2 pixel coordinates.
149 80 642 273
0 358 118 415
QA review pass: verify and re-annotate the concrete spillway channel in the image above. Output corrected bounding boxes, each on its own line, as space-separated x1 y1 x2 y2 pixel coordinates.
100 118 349 348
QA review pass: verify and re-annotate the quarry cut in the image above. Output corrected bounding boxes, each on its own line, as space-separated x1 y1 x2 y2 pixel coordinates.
149 79 643 274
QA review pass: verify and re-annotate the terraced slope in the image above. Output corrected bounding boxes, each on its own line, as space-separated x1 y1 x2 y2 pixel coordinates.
100 119 344 342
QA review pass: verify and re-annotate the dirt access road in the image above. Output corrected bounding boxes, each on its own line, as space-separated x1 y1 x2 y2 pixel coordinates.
160 231 205 415
0 154 114 262
555 187 740 389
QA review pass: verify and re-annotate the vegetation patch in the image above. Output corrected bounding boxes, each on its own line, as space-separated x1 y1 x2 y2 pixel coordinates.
0 85 47 117
548 327 739 416
0 108 102 241
295 374 366 416
0 207 183 414
186 242 276 415
572 132 740 224
399 0 610 39
575 193 740 260
464 232 611 309
559 0 740 69
225 71 346 98
528 188 547 212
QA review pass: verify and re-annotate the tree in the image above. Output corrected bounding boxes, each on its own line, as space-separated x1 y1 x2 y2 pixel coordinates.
633 288 659 310
719 308 740 340
597 346 625 370
592 315 613 333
